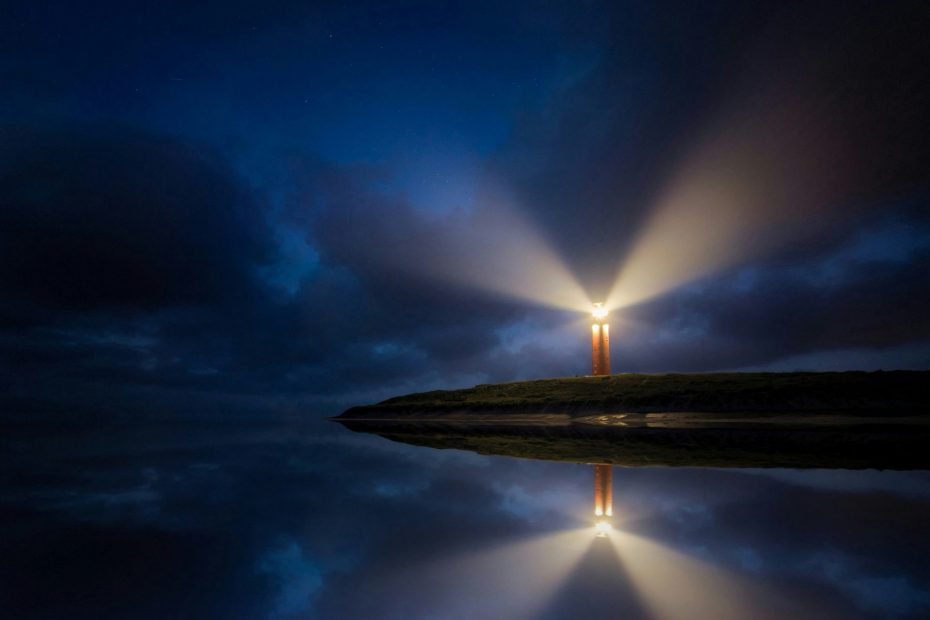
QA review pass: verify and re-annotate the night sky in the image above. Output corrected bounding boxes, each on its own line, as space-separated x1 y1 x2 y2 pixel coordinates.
3 0 930 416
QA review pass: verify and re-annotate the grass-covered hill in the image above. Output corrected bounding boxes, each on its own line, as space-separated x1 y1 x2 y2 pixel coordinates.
339 371 929 419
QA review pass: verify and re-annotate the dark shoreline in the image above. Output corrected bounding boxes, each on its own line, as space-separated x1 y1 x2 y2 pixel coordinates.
337 371 930 469
339 371 930 420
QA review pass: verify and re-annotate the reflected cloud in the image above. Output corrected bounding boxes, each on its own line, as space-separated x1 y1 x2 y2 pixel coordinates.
586 464 837 620
6 418 930 620
257 541 324 619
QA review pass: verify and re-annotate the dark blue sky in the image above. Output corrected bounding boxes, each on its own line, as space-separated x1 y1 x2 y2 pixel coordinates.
2 0 929 415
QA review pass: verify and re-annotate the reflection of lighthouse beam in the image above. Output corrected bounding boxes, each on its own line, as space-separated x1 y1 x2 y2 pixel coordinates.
593 464 613 517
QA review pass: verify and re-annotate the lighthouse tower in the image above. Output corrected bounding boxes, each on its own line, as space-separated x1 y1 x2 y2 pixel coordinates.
591 303 611 375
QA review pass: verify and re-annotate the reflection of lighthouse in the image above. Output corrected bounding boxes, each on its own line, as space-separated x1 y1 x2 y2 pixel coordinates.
593 464 613 536
593 464 613 517
591 304 610 375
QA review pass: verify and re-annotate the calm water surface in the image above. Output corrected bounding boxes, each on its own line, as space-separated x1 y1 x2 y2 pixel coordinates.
3 415 930 619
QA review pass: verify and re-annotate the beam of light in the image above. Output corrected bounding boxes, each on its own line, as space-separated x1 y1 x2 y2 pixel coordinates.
608 530 757 620
606 69 852 312
432 197 592 313
605 529 829 620
379 528 594 620
366 177 592 313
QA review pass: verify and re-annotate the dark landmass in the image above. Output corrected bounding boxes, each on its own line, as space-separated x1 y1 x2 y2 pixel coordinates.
337 371 930 469
340 371 930 419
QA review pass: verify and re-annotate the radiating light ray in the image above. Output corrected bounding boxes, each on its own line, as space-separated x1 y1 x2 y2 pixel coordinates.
435 200 592 313
533 532 643 620
606 65 851 312
379 528 594 620
607 530 832 620
356 175 592 312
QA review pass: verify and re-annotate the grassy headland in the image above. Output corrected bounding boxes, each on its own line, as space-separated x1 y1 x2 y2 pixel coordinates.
340 371 929 419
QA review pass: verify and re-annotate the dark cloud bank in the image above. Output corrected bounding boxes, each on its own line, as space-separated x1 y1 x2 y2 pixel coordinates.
2 0 929 416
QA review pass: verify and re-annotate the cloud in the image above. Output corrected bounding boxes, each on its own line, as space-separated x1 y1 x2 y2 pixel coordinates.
608 216 930 372
257 541 324 619
0 125 559 413
0 123 274 315
3 2 930 416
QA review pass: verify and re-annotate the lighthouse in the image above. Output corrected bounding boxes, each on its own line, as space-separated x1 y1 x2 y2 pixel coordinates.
593 463 613 536
591 303 610 375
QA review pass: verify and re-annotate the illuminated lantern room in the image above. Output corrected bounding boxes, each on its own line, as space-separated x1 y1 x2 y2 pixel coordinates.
591 303 611 376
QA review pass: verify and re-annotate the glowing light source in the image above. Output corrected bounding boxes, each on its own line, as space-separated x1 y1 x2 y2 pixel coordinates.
594 520 613 538
590 305 611 375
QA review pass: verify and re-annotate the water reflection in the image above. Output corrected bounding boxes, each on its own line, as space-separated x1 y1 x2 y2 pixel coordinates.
3 416 930 619
593 463 613 535
339 416 930 469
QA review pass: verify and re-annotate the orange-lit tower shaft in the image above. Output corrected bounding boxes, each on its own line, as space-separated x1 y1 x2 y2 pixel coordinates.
591 304 610 375
593 464 613 517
